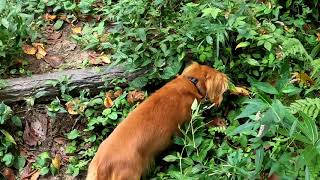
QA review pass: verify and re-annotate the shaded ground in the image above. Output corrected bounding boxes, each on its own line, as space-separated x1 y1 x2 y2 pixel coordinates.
26 24 90 75
12 104 87 179
3 23 94 179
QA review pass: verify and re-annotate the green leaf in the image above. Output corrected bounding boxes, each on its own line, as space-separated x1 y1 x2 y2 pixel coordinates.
136 28 146 41
0 102 12 124
11 116 22 127
282 85 301 95
14 156 26 171
108 112 118 120
54 20 64 30
129 77 148 89
40 167 50 175
0 0 6 13
0 79 7 90
236 99 268 119
264 41 272 51
201 7 222 19
163 155 178 162
35 91 49 99
246 58 260 66
236 42 250 49
255 147 264 173
206 36 213 45
229 122 255 135
191 99 198 111
2 153 14 166
252 82 278 95
67 129 80 140
1 18 9 29
299 112 318 144
0 130 16 145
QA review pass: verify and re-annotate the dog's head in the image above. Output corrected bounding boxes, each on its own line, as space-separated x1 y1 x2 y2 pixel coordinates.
182 61 228 106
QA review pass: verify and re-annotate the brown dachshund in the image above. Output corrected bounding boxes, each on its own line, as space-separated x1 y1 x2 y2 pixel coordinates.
86 62 228 180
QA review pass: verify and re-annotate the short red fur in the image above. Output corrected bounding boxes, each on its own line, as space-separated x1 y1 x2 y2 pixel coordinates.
86 62 228 180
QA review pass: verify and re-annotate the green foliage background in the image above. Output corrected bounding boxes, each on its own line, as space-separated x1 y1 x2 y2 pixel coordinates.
1 0 320 179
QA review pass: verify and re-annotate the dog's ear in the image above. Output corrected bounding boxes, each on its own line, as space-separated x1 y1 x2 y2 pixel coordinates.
184 60 198 68
205 71 228 107
182 61 199 75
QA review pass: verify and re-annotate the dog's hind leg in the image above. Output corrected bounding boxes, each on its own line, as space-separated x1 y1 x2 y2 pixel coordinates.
111 167 141 180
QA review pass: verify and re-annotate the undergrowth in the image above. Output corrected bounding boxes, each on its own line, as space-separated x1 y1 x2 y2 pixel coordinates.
1 0 320 179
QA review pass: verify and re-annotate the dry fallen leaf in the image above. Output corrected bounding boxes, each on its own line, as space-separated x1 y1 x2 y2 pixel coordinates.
51 154 62 170
20 163 34 180
66 98 87 115
22 45 37 55
230 86 251 96
54 137 66 145
105 90 115 99
36 47 47 59
104 93 114 108
99 54 111 64
44 55 65 68
316 32 320 42
114 89 123 98
291 72 314 86
72 27 82 34
30 171 40 180
47 31 62 40
127 90 145 104
99 33 109 42
44 13 57 21
23 112 48 146
32 43 46 60
2 167 15 180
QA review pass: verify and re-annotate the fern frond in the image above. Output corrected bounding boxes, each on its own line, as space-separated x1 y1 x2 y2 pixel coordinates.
281 38 313 62
290 98 320 119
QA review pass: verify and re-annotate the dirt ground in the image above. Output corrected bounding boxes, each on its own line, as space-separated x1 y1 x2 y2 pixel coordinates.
4 23 97 179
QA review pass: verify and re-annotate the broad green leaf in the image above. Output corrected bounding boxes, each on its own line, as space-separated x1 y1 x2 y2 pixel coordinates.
201 7 222 19
255 147 264 173
0 102 12 124
0 0 6 13
163 155 178 162
40 167 50 175
2 153 14 166
0 79 7 90
54 20 64 30
35 91 49 99
137 28 146 41
252 82 278 95
270 100 286 122
11 116 22 127
299 112 318 144
63 1 76 10
108 112 118 120
246 58 260 66
191 99 198 111
229 122 255 135
206 35 213 45
67 129 80 140
0 130 16 145
236 99 268 119
14 156 26 171
129 76 148 88
236 42 250 49
264 41 272 51
1 18 9 29
281 85 301 95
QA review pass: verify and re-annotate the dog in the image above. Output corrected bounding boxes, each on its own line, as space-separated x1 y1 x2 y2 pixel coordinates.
86 62 228 180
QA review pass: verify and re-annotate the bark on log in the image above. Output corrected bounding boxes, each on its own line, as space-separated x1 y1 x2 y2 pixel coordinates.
0 65 144 103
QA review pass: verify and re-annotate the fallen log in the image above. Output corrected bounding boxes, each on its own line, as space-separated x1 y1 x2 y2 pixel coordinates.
0 65 144 103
